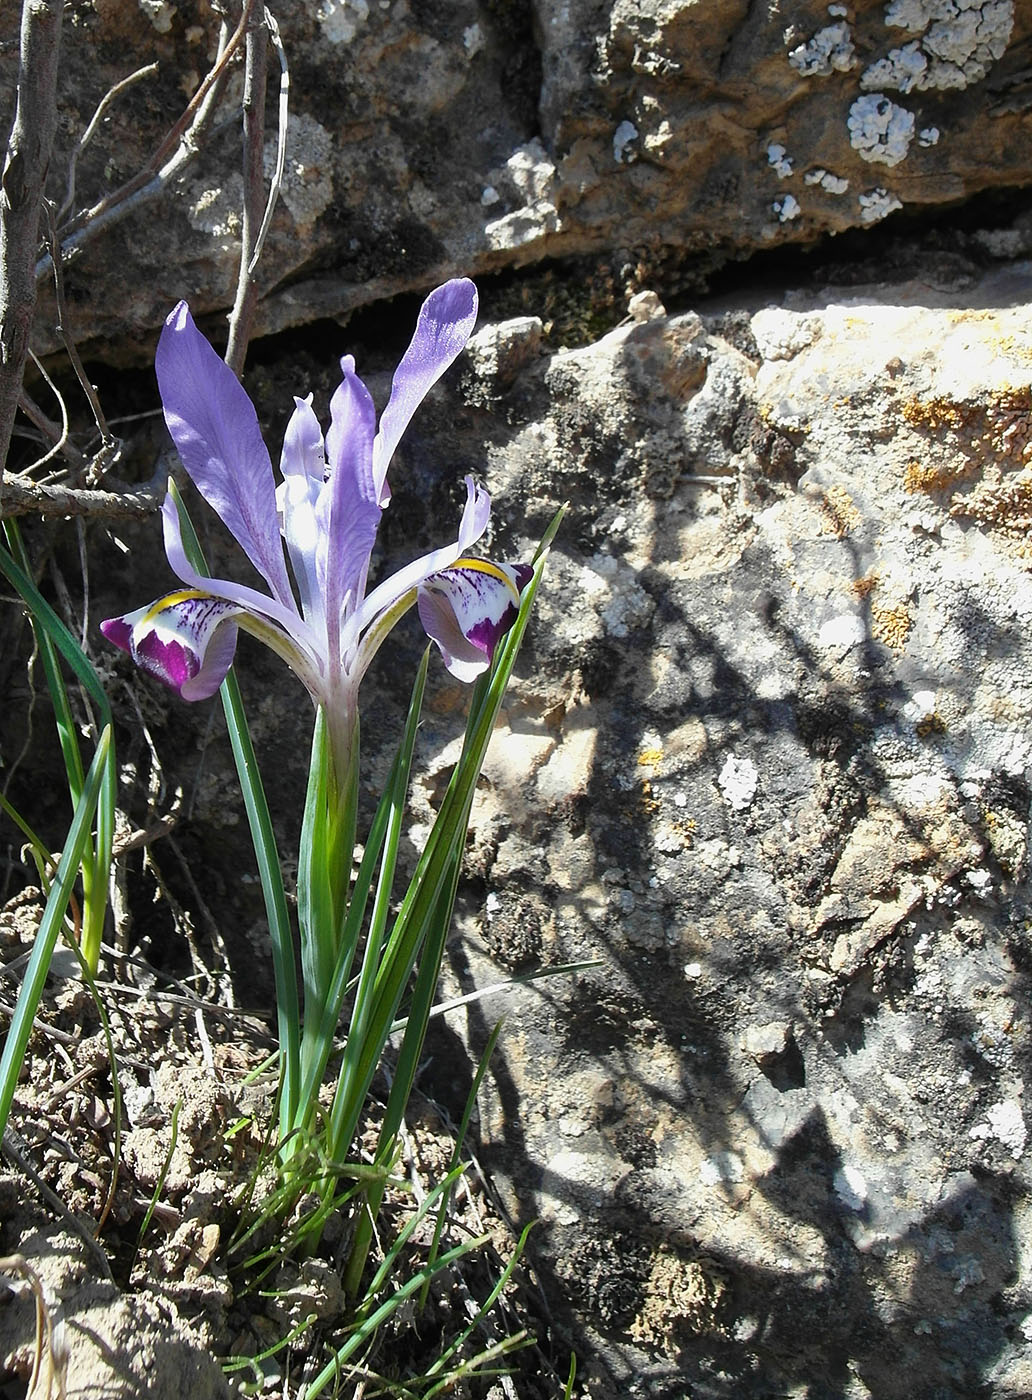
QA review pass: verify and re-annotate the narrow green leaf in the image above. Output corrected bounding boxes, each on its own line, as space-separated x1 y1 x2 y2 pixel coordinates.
1 523 116 974
0 726 112 1140
298 650 428 1124
330 544 551 1181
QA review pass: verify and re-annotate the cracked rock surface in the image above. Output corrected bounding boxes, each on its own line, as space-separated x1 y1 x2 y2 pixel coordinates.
3 0 1031 354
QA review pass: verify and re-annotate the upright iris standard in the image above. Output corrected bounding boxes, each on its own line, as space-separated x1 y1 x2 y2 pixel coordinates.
103 280 551 1259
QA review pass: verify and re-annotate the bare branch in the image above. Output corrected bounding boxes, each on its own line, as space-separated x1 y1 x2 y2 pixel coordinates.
18 352 81 475
0 0 63 483
247 7 289 279
0 475 164 521
42 200 111 442
57 61 160 223
225 1 269 377
34 4 250 283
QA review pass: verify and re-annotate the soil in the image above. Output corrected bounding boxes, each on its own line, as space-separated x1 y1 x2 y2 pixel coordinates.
0 893 575 1399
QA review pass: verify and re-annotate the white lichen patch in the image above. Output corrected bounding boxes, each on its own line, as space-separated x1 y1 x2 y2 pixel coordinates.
881 0 1013 90
805 168 850 194
700 1151 745 1186
718 755 759 812
184 174 244 241
137 0 176 33
833 1164 868 1212
788 22 856 76
773 194 801 222
768 143 794 178
818 612 866 653
848 94 915 166
263 112 334 232
861 40 928 92
859 186 903 222
970 1099 1027 1158
317 0 369 44
751 308 821 360
903 689 939 724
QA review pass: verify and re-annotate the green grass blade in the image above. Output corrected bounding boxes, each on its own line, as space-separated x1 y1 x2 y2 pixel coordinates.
298 650 428 1124
330 545 552 1191
0 792 55 890
421 1218 536 1388
0 725 112 1141
0 526 113 719
1 524 116 974
301 1232 492 1400
419 1017 505 1306
303 1168 488 1400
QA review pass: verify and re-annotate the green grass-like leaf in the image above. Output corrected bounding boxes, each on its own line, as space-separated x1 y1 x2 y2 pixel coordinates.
0 725 112 1140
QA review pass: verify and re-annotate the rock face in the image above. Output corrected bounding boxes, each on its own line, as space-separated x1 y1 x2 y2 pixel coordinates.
3 0 1031 353
6 0 1032 1392
70 249 1032 1397
400 261 1032 1397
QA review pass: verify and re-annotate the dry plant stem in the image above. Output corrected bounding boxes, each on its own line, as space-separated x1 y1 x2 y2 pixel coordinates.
225 5 269 377
248 8 289 278
34 5 248 283
57 61 160 223
0 476 164 519
0 0 63 482
0 1253 63 1400
19 373 85 475
43 200 110 442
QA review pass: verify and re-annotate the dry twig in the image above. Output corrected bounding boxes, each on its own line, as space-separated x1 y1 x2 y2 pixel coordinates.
0 0 63 481
226 2 270 377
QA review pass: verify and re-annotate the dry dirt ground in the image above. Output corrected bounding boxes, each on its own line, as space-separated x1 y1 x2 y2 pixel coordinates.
0 899 576 1399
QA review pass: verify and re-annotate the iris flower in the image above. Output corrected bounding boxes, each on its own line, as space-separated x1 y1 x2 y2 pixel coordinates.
102 279 530 783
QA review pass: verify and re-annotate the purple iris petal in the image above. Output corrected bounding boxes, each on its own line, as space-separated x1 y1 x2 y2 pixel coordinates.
156 302 295 607
102 592 243 700
373 280 479 501
161 495 320 668
321 359 379 650
417 559 531 682
278 396 326 622
106 282 531 732
343 478 492 658
280 393 326 484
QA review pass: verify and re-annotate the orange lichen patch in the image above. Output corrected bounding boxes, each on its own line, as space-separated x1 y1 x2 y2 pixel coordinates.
951 467 1032 558
850 570 881 599
638 747 664 768
901 396 979 432
639 778 661 816
871 600 911 652
987 334 1032 365
916 711 947 738
901 389 1032 467
818 484 862 538
903 457 979 493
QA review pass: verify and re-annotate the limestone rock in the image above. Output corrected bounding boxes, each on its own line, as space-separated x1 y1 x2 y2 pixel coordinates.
3 0 1030 355
78 250 1032 1395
